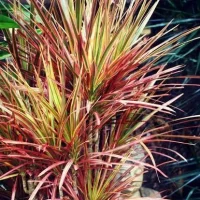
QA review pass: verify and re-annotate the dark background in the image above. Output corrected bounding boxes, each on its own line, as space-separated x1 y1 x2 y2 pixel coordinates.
143 1 200 200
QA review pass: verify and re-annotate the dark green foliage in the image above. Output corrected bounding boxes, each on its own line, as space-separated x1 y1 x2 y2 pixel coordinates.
0 15 19 29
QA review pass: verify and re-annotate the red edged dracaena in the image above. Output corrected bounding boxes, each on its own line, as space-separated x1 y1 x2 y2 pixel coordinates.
0 0 199 199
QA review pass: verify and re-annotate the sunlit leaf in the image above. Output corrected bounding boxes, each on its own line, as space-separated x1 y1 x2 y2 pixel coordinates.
0 15 19 29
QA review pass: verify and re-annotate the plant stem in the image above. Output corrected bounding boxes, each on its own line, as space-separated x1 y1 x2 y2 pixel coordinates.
21 172 37 200
72 167 78 195
59 188 64 199
88 116 93 153
94 129 99 153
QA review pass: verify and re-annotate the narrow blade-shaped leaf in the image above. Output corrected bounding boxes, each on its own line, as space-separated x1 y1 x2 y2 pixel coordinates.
59 159 73 190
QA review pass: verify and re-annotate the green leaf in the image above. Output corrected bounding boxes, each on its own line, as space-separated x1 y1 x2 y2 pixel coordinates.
167 0 176 9
0 2 12 11
0 15 19 29
0 41 8 47
0 51 11 60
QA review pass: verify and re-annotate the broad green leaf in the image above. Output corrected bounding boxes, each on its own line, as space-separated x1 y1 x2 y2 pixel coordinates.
0 50 11 60
0 15 19 29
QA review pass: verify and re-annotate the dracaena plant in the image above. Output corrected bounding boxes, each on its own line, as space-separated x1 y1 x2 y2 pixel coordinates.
0 0 199 199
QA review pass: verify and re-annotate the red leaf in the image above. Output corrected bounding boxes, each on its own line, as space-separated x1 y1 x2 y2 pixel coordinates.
59 159 73 190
